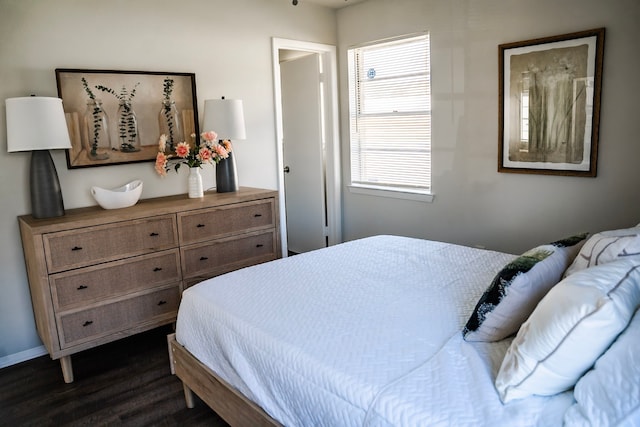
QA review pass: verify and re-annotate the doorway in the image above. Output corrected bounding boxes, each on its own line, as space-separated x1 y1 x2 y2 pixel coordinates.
272 38 342 256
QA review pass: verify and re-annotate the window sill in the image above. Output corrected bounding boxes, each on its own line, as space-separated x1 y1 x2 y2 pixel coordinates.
347 185 435 203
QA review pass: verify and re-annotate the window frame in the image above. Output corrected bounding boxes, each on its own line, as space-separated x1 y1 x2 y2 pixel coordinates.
347 33 433 203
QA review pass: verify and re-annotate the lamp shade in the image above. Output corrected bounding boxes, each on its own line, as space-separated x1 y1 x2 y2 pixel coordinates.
202 98 246 140
6 97 72 152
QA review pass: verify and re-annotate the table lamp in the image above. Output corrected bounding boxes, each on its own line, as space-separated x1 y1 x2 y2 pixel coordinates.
202 97 246 193
6 96 72 218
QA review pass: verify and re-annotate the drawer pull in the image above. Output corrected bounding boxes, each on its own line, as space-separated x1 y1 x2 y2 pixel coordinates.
71 246 83 251
82 320 93 327
200 256 208 261
157 300 167 306
149 232 159 237
256 244 264 248
153 267 163 272
254 213 263 217
77 285 88 290
196 224 206 228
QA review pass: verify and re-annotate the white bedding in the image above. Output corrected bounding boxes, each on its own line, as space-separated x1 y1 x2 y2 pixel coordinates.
175 235 573 426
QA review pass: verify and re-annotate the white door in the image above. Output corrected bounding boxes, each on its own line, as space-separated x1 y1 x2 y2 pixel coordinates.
280 53 327 254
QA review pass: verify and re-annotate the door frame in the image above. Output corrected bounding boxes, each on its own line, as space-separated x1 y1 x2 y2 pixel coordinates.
271 38 342 256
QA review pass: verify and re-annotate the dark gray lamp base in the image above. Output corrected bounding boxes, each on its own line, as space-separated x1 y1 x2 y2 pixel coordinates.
216 151 239 193
30 150 65 219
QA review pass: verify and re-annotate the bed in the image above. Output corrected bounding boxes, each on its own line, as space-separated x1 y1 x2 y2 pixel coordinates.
169 232 640 426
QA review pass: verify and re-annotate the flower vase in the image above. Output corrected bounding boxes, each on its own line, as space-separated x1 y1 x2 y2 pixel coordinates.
216 152 238 193
188 167 204 198
83 99 111 161
158 99 183 152
116 100 141 153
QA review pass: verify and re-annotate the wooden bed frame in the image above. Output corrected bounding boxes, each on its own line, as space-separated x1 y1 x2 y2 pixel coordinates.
167 333 281 427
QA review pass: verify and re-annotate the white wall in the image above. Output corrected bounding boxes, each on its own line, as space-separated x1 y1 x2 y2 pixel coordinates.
337 0 640 253
0 0 336 363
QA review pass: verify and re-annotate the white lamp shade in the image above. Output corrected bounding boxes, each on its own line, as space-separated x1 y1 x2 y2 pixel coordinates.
6 97 72 152
202 98 246 140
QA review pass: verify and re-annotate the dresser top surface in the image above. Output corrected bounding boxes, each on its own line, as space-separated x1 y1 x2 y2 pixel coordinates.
19 187 278 233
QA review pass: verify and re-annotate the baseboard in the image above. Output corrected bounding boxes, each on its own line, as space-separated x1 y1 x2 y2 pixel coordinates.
0 345 47 369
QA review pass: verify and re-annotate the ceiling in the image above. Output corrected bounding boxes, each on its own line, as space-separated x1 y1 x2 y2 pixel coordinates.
296 0 367 8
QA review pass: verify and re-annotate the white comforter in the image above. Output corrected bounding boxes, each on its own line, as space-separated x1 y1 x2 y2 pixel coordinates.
176 235 573 426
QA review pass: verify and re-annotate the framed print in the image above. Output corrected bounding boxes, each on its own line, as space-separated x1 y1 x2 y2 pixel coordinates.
55 69 198 168
498 28 605 176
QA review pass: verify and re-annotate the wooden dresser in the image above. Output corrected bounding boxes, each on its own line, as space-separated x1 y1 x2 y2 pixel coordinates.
18 187 280 383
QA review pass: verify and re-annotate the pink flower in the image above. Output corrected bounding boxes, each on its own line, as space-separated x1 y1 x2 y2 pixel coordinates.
175 142 190 158
214 144 229 159
198 147 212 163
202 131 218 143
154 130 226 175
155 152 168 176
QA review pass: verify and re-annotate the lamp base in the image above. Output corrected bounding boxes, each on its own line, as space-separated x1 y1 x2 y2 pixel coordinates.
30 150 65 218
216 151 239 193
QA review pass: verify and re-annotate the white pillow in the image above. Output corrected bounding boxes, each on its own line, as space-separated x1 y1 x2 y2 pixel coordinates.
564 308 640 426
564 226 640 277
495 258 640 403
463 234 586 342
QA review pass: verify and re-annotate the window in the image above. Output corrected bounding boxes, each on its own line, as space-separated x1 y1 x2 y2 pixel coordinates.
348 34 431 196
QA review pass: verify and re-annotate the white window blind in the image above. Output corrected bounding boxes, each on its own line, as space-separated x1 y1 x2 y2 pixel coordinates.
348 34 431 193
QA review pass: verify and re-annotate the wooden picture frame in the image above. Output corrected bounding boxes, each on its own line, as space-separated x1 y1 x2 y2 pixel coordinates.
55 69 198 169
498 28 605 176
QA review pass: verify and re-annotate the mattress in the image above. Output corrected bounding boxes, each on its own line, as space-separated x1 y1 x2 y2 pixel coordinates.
175 235 573 426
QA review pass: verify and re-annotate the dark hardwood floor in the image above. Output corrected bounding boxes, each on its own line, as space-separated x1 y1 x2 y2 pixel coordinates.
0 326 229 426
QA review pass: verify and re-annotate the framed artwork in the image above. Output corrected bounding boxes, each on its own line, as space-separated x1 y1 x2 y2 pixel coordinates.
498 28 605 176
55 69 198 168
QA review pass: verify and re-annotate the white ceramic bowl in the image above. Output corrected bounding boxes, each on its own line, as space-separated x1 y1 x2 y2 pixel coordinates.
91 180 143 210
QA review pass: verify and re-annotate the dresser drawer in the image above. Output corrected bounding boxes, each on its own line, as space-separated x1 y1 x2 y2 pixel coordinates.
50 249 181 311
44 215 178 273
178 199 275 245
58 285 180 349
181 230 277 280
